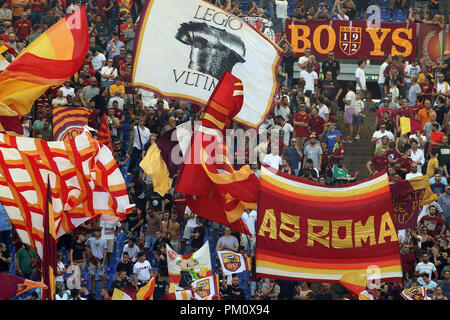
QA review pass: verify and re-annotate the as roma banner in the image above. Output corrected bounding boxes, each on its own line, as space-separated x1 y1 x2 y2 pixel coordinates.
416 23 447 64
217 250 250 276
285 19 417 61
256 166 403 294
133 0 282 128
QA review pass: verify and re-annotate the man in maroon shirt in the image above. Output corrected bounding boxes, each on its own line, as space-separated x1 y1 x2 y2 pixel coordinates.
398 148 412 179
293 103 310 148
375 98 395 129
395 97 416 129
419 205 446 238
309 107 325 138
13 12 31 41
400 245 417 282
367 147 388 175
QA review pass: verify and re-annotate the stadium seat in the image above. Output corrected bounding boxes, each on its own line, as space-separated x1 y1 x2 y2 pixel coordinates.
381 8 391 19
378 0 391 8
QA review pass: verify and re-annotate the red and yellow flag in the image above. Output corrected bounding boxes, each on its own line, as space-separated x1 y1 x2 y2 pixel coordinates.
175 72 259 234
52 106 92 141
136 276 156 300
97 113 113 151
0 7 89 124
256 166 403 295
41 178 57 300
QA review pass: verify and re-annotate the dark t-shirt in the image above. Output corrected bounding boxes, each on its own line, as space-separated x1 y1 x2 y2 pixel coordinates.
190 225 205 250
314 293 333 300
431 183 446 195
320 79 340 101
115 261 133 276
0 251 11 272
223 286 246 300
70 240 86 261
433 104 449 125
322 60 340 79
153 279 169 300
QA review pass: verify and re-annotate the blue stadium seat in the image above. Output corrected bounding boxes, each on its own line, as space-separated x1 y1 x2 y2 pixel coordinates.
378 0 391 8
381 8 391 18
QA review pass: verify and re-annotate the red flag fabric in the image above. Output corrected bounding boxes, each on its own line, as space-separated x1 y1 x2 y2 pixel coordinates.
0 272 47 299
41 178 57 300
97 113 113 151
175 72 259 235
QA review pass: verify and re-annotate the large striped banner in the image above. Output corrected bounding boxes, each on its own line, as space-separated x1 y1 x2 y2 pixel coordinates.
52 106 92 141
256 166 403 294
0 131 133 258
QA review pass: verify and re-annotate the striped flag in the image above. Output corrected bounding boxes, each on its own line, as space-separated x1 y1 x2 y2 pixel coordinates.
0 130 133 258
41 178 57 300
52 106 92 141
175 72 259 235
136 276 156 300
0 7 89 126
256 166 403 296
97 113 113 151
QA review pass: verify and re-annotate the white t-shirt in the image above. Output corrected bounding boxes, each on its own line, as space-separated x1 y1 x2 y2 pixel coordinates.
404 65 420 83
318 105 329 121
100 220 120 240
372 130 395 148
415 262 437 286
406 172 423 180
87 237 107 259
389 87 399 101
138 89 155 107
122 244 140 263
100 66 118 82
436 82 449 95
280 123 294 147
60 86 75 98
263 153 282 170
108 96 124 110
56 261 65 282
378 62 388 85
275 0 288 18
149 98 170 110
184 206 198 229
355 67 366 90
274 106 290 121
353 100 364 115
298 56 309 68
133 260 152 282
410 148 425 173
344 90 356 111
91 53 106 71
133 125 151 149
299 70 318 93
408 84 421 106
241 210 257 236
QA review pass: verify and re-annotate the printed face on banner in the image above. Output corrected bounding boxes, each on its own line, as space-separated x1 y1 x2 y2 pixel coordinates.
133 0 281 128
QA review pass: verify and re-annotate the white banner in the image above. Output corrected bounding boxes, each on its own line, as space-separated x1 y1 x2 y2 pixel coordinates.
167 241 212 292
191 275 220 300
217 250 250 276
132 0 282 128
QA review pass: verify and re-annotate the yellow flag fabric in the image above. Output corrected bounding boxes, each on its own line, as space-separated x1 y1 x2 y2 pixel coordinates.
140 143 172 196
399 117 422 136
408 175 438 206
112 288 133 300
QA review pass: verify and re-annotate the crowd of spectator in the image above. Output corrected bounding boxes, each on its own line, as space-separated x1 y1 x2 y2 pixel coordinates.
0 0 450 301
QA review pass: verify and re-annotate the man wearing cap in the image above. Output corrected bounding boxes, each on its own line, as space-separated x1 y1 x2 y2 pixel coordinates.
299 62 318 95
375 97 395 129
371 122 395 149
323 122 342 153
298 158 319 182
303 133 322 170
